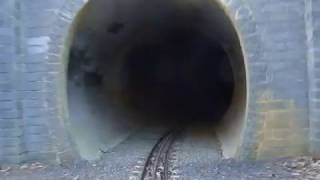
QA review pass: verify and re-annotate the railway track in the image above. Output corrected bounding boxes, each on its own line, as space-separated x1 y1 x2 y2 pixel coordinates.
140 131 177 180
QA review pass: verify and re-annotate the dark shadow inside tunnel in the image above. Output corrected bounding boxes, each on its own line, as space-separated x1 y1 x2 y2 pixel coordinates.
65 0 247 160
122 30 234 124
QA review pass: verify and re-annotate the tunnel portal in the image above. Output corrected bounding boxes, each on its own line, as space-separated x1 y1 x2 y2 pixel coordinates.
66 0 247 159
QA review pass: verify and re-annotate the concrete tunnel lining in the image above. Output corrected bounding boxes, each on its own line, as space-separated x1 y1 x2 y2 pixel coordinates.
65 0 247 160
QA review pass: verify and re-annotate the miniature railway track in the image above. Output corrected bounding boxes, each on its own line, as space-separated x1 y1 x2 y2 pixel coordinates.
140 131 177 180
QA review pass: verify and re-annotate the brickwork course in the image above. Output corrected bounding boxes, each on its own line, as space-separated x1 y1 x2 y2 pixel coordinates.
0 0 319 164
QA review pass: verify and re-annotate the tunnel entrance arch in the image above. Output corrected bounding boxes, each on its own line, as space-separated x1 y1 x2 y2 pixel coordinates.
48 1 266 159
63 0 249 160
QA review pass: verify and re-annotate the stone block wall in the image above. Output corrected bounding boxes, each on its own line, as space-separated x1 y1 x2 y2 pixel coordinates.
308 0 320 157
0 0 67 163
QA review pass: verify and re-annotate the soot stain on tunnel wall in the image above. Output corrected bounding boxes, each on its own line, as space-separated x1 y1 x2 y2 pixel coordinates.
66 0 247 160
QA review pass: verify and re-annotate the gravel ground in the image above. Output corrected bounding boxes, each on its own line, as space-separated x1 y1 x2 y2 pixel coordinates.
0 127 319 180
0 156 320 180
173 125 223 179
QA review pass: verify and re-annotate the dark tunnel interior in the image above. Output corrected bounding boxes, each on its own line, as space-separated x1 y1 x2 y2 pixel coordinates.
65 0 246 159
122 30 234 124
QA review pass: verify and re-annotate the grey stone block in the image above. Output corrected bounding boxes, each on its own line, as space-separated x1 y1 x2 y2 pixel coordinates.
24 125 48 135
313 48 320 58
22 99 45 108
0 63 12 73
0 73 11 84
25 54 47 63
0 34 14 46
0 109 19 119
0 27 13 37
25 27 52 38
46 63 61 73
310 116 320 128
312 0 320 11
262 50 306 62
21 0 62 11
19 91 45 100
23 135 50 144
0 128 22 137
0 137 21 147
292 117 310 128
0 119 19 128
312 9 320 19
0 91 15 101
311 130 320 140
0 101 16 110
24 12 55 28
0 15 13 28
315 61 320 69
20 81 43 91
312 101 320 109
314 69 320 79
311 90 320 99
23 63 47 73
25 143 51 153
23 72 45 82
315 80 320 89
314 29 320 42
23 116 47 126
23 107 46 118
